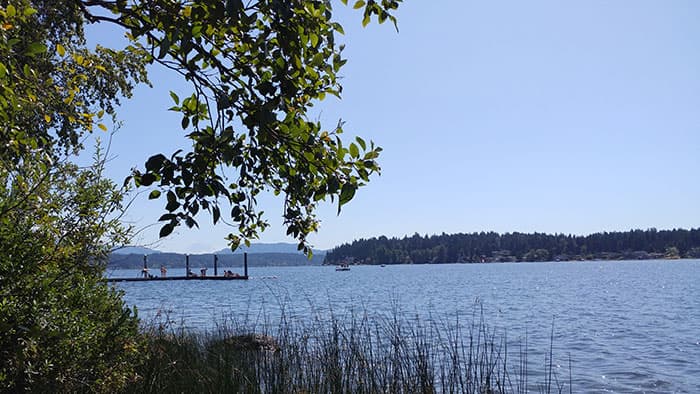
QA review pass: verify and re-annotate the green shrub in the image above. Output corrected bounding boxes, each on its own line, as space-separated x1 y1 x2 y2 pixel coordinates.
0 156 143 393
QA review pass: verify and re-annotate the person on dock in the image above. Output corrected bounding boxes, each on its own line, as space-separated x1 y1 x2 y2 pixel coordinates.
200 268 207 277
160 265 167 278
141 267 149 278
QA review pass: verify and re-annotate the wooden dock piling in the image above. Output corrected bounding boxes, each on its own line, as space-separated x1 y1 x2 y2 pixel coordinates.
143 254 148 277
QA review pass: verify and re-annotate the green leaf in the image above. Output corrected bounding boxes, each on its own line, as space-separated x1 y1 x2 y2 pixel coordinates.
159 223 175 238
231 206 241 219
24 42 47 57
6 5 16 17
148 190 161 199
338 183 357 214
327 176 340 193
213 206 220 224
145 154 166 172
356 136 366 150
185 217 197 228
226 0 243 17
165 199 179 212
157 36 170 59
56 43 65 57
169 91 179 105
349 142 359 158
353 0 366 9
159 214 176 221
139 173 156 186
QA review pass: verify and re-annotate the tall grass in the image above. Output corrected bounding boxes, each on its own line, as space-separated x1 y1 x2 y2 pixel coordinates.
125 306 570 393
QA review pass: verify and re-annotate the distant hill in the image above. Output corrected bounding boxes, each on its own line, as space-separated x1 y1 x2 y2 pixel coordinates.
111 246 161 255
214 242 326 256
108 242 326 269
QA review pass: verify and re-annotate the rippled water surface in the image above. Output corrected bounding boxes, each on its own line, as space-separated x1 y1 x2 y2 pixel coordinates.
111 259 700 393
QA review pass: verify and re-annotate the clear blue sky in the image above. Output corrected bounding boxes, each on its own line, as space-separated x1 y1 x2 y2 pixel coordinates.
88 1 700 253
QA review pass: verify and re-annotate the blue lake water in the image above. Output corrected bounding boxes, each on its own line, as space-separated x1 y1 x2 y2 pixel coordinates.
110 259 700 393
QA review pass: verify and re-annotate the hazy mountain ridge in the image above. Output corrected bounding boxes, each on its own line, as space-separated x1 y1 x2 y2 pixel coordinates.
214 242 326 255
111 246 161 255
108 247 324 269
111 242 326 256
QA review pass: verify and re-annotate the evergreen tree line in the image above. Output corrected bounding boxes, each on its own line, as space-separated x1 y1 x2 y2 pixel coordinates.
323 228 700 265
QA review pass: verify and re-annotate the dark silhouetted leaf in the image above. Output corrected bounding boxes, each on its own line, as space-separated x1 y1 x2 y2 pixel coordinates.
159 223 175 237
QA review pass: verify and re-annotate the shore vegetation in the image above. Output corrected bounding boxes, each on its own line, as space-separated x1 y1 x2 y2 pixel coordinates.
127 308 570 394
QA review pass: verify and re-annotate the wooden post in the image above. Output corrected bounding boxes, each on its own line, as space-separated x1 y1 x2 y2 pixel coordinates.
186 254 190 278
244 252 248 277
214 254 218 276
142 255 148 278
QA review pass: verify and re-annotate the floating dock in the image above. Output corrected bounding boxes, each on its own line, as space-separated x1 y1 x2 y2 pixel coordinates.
108 275 248 283
107 252 250 283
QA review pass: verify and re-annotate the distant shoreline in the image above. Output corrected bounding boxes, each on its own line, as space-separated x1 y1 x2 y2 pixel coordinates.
320 256 696 267
323 228 700 265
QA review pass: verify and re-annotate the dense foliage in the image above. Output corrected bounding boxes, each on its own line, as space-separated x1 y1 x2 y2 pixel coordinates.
77 0 401 253
2 0 401 390
324 228 700 265
0 1 146 391
0 154 143 392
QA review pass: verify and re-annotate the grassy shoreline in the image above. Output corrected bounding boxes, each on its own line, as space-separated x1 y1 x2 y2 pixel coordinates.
125 308 570 393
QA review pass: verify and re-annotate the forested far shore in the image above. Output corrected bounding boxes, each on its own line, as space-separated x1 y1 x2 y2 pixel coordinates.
323 228 700 265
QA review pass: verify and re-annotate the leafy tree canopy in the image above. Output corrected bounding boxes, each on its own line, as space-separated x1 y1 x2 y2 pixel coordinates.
74 0 402 253
3 0 401 253
1 0 403 390
1 1 146 390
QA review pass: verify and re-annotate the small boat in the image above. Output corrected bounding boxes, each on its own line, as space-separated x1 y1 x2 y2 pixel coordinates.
380 264 386 267
335 264 350 271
